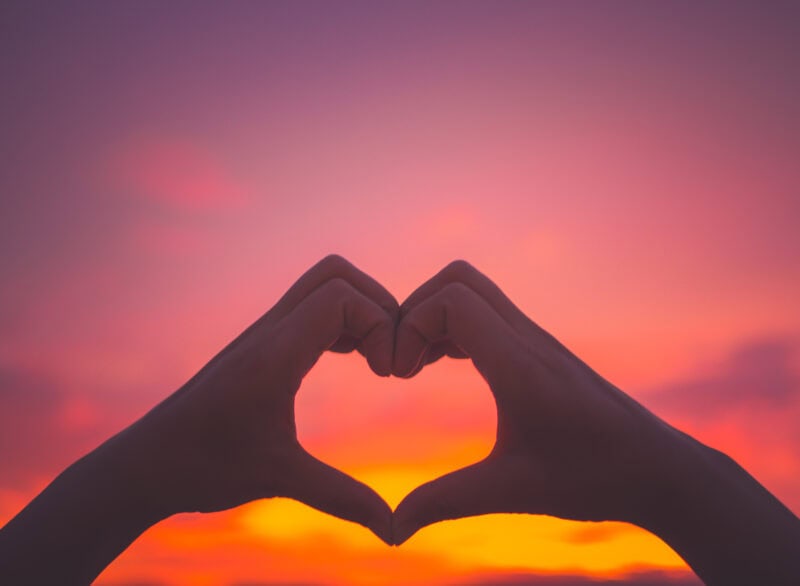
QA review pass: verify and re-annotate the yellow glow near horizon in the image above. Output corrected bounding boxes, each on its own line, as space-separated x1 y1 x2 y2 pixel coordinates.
240 465 685 578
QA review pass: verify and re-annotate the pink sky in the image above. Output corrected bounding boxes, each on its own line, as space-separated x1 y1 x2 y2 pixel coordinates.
1 2 798 584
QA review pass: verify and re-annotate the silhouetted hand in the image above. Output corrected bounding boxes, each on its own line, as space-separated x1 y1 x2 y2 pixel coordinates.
391 261 800 585
0 255 396 585
119 254 396 530
3 257 800 586
392 260 669 534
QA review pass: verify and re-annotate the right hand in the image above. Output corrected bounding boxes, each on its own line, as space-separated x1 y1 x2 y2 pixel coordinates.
391 261 683 544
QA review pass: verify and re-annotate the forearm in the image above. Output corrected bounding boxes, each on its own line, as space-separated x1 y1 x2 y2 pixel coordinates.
637 430 800 585
0 436 168 585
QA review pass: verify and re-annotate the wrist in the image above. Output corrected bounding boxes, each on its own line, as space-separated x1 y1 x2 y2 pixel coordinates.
91 421 181 524
627 426 800 584
0 435 172 585
625 424 717 530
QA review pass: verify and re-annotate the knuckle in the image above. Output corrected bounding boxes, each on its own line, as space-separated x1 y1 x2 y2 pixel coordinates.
432 283 473 334
441 281 472 303
443 259 476 280
319 253 351 273
322 276 353 298
380 294 400 314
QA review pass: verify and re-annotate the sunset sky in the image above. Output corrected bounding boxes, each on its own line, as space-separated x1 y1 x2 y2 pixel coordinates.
1 2 799 584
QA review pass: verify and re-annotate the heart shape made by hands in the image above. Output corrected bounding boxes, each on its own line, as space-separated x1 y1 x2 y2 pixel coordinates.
239 258 670 545
295 350 496 518
280 258 653 547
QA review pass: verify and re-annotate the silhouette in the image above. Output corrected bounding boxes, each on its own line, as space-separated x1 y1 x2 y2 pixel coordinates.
1 255 799 585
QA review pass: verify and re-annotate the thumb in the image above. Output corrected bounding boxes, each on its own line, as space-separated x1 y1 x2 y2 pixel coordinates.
393 282 519 388
283 449 393 545
276 277 395 378
392 458 510 545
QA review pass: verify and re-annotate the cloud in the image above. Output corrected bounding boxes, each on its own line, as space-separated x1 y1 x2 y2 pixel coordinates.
106 138 248 212
0 366 116 492
561 524 632 546
646 336 799 415
127 218 213 257
455 569 701 585
95 582 167 586
0 367 67 489
641 335 800 512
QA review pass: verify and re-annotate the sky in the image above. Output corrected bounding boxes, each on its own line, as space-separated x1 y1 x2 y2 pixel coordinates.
1 1 799 584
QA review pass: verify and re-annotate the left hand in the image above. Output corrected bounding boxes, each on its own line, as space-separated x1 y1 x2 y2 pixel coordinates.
390 261 681 544
109 255 397 542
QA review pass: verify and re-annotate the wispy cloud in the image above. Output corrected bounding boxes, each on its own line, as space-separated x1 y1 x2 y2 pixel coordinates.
647 336 799 414
643 335 800 511
0 367 74 491
0 366 123 493
106 138 249 212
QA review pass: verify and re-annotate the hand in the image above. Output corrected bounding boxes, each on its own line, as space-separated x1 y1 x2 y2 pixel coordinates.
0 255 397 585
390 261 800 585
118 254 397 539
4 257 799 586
391 261 693 540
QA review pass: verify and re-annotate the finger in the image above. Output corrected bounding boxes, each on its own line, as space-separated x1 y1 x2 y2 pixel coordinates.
272 254 399 321
329 335 408 369
400 260 532 335
402 261 581 366
392 459 510 545
328 334 360 353
275 277 395 377
285 450 393 545
192 255 398 378
393 282 520 385
402 341 469 378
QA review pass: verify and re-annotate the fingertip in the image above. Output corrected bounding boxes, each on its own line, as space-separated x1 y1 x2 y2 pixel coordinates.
391 363 414 379
381 296 401 320
367 505 394 546
390 461 499 545
364 319 395 377
287 451 394 545
392 500 420 546
391 360 418 379
390 347 413 378
390 518 418 546
392 321 427 378
368 355 392 377
356 488 394 545
394 347 430 379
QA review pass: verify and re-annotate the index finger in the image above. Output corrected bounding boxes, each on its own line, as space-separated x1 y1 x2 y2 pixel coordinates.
400 260 531 335
271 254 399 322
198 255 398 376
272 277 396 378
393 281 522 389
